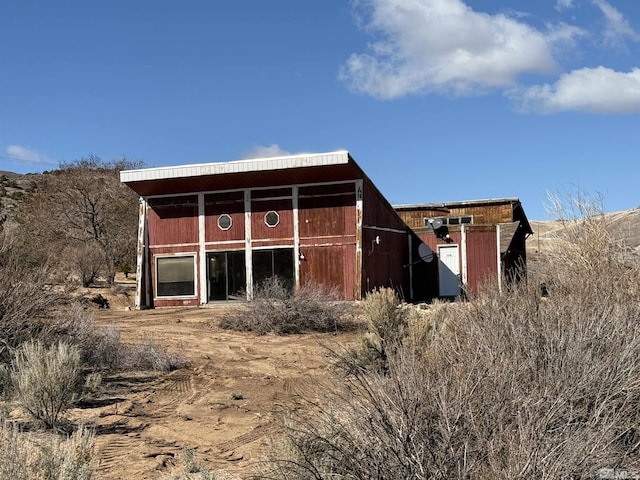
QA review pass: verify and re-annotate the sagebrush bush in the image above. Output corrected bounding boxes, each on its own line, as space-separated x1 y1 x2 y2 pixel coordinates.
12 341 82 429
333 288 430 375
220 277 353 335
260 199 640 479
0 419 94 480
55 303 186 372
124 336 188 372
161 446 214 480
55 303 124 368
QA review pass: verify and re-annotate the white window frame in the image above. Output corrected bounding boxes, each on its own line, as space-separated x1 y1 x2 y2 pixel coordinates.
264 210 280 228
217 213 232 231
155 253 198 299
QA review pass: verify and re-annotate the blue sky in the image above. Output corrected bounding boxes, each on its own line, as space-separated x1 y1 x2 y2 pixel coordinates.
1 0 639 220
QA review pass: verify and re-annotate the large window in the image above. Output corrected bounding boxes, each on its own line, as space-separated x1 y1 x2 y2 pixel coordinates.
252 248 294 291
156 255 196 297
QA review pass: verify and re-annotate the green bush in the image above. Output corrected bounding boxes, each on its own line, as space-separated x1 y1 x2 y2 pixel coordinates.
12 341 82 429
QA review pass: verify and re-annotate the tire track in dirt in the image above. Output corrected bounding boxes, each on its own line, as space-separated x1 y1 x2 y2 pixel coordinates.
216 425 273 455
94 434 141 474
146 372 193 417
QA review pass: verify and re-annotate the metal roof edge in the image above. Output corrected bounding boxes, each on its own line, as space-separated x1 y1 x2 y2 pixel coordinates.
393 198 522 210
120 150 351 184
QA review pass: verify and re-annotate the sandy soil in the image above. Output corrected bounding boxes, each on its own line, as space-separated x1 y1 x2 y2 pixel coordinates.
68 283 359 480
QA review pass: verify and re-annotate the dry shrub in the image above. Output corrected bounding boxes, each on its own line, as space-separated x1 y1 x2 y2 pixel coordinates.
123 336 188 372
0 419 94 480
0 229 62 363
260 196 640 479
54 303 124 368
161 446 214 480
54 303 186 372
334 288 434 375
11 341 82 429
220 277 353 335
0 363 10 400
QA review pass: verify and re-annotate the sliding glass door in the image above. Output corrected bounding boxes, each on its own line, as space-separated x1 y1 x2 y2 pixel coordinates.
207 251 246 301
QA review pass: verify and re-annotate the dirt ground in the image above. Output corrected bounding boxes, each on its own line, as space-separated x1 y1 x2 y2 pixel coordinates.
68 281 360 480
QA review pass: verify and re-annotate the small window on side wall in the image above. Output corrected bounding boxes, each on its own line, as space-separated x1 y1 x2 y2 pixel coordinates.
265 210 280 227
156 255 195 297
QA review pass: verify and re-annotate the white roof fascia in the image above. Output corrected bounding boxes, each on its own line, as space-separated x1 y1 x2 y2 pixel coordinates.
120 150 350 184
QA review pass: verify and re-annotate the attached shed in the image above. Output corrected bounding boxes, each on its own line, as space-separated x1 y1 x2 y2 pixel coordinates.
120 151 412 308
396 198 533 298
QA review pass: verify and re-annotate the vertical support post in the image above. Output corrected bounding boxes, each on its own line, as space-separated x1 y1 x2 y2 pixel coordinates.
292 185 300 290
461 224 468 287
135 197 147 309
408 234 413 301
496 224 502 294
198 193 207 305
355 179 364 300
244 189 253 300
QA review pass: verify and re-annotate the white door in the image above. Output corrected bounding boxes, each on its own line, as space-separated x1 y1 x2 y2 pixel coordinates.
438 244 460 297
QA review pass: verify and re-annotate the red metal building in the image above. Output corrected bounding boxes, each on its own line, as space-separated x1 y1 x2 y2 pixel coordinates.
120 151 412 308
121 152 533 307
395 198 533 298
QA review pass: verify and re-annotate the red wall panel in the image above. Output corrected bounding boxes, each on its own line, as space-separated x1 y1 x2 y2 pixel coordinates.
204 191 245 243
147 196 198 246
251 198 293 242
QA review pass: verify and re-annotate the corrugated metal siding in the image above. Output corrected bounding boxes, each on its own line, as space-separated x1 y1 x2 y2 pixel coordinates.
466 228 498 293
204 191 245 243
147 196 199 246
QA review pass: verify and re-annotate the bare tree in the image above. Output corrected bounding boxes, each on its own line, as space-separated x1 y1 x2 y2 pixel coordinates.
0 229 61 363
17 156 141 286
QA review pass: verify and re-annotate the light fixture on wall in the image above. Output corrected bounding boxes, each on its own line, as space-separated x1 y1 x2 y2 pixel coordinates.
299 251 306 261
368 235 381 256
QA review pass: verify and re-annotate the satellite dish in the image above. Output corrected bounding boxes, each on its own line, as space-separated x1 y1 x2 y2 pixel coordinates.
418 243 434 263
429 218 444 230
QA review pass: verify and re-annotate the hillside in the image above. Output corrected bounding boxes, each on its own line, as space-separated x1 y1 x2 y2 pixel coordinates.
527 206 640 273
0 171 41 225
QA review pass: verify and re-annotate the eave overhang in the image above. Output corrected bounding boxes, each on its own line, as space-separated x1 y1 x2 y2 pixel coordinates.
120 151 364 197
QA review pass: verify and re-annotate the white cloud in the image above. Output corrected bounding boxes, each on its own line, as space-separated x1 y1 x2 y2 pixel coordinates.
593 0 640 47
507 66 640 114
241 144 292 159
339 0 583 99
555 0 575 11
5 145 57 166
